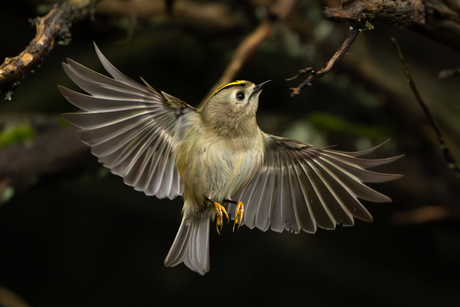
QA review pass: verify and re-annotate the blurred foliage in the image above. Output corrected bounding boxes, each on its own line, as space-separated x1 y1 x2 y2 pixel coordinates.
0 121 36 149
308 111 387 138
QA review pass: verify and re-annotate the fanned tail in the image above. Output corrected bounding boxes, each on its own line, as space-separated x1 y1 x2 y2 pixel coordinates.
164 212 211 275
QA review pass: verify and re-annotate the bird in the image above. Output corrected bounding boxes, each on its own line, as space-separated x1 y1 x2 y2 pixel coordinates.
59 43 402 275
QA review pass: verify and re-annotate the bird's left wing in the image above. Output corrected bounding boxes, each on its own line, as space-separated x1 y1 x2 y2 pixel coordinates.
60 44 196 199
233 134 402 234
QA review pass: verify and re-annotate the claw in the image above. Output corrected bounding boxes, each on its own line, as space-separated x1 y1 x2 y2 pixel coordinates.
213 202 229 234
233 201 245 232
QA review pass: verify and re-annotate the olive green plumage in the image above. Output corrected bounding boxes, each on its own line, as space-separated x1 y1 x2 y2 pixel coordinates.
60 43 402 275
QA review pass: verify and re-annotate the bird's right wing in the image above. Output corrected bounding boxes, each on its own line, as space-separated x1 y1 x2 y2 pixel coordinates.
234 135 402 234
60 43 196 199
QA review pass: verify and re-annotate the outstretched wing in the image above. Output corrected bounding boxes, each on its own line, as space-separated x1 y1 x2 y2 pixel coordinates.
234 135 402 233
60 43 196 199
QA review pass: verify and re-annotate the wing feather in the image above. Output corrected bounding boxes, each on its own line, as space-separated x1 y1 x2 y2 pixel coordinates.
234 135 402 233
269 151 285 232
287 154 316 233
60 44 195 199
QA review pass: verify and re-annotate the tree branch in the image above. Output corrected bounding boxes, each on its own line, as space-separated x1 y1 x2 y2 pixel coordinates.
322 0 460 53
323 0 425 26
287 27 361 96
0 0 99 100
392 37 460 178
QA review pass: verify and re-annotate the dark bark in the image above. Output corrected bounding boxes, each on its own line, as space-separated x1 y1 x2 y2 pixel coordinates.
323 0 460 52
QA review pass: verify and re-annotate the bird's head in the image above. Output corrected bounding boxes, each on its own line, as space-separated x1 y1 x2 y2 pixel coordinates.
200 80 270 134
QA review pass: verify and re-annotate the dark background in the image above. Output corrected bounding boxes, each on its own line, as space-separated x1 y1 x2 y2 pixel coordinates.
0 0 459 306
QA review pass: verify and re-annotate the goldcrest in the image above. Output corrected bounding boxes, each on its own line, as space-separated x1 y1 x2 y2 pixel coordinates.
60 44 401 275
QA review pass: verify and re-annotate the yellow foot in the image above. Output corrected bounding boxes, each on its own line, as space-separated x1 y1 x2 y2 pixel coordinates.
233 201 245 232
213 202 229 234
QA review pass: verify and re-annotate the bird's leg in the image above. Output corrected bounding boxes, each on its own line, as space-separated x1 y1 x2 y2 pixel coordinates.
213 201 229 234
224 200 245 232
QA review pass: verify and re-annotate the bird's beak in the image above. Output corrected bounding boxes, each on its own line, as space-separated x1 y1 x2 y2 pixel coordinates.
252 80 271 93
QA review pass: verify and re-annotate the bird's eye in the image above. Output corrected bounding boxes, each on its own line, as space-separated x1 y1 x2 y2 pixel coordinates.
236 92 245 100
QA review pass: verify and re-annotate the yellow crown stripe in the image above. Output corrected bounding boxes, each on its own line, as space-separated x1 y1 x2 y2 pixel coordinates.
211 80 247 97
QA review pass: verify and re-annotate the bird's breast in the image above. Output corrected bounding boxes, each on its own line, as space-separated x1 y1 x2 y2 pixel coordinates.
174 126 264 210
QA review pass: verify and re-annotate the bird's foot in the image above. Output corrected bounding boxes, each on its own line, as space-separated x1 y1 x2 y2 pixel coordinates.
213 202 229 234
233 201 245 232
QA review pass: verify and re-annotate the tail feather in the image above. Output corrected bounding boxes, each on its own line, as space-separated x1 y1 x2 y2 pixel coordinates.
164 214 211 275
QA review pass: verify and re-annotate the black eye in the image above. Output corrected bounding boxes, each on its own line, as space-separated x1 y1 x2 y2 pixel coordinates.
236 92 245 100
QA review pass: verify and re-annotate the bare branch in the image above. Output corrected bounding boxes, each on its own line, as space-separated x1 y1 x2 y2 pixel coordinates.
287 27 361 96
392 37 460 178
323 0 425 26
0 0 99 100
323 0 460 53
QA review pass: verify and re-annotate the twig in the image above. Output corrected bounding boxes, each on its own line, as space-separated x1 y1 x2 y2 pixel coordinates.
392 37 460 178
0 0 99 100
287 27 360 97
